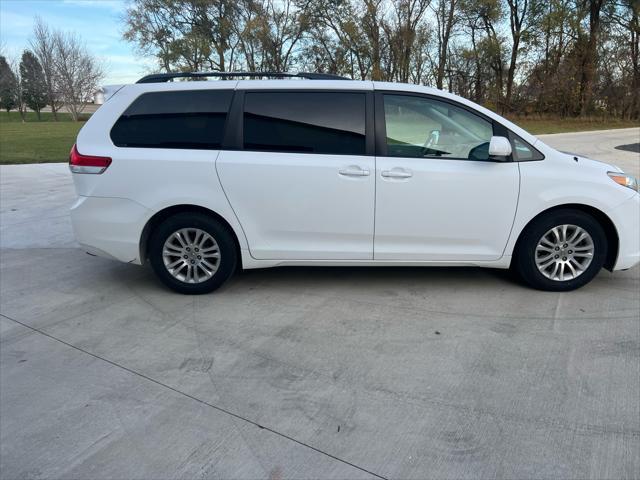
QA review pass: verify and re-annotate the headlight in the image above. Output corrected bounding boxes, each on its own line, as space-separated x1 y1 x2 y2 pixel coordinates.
607 172 639 192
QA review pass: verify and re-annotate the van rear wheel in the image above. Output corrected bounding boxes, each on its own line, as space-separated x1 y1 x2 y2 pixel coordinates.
148 213 237 294
513 209 607 291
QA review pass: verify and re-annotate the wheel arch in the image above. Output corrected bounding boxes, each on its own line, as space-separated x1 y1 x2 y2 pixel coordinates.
511 204 619 271
139 204 243 268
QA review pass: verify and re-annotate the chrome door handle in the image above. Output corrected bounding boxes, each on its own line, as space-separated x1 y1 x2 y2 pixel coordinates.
339 167 370 177
381 169 412 178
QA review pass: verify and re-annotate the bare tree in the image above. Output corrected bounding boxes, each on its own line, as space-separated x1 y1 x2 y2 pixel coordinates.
115 0 638 120
504 0 539 112
233 0 311 71
385 0 432 82
262 0 312 71
52 31 104 121
432 0 459 89
30 17 62 120
305 0 384 80
578 0 606 116
234 0 268 71
611 0 640 119
123 0 241 73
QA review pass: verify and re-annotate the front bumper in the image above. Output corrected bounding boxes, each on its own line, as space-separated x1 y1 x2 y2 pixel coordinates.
70 196 150 264
608 193 640 270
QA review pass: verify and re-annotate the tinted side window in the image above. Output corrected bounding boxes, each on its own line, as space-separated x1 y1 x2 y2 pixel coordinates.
383 94 493 160
243 92 366 155
110 90 233 149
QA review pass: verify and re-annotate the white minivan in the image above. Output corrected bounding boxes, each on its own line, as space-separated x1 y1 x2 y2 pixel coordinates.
69 72 639 294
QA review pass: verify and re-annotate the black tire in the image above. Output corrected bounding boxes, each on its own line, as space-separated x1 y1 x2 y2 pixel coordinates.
513 209 607 291
148 212 237 294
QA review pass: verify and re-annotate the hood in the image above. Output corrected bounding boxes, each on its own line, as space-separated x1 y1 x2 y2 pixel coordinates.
560 151 622 173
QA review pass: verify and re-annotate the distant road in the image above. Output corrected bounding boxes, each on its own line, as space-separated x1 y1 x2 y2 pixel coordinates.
539 128 639 178
38 104 100 114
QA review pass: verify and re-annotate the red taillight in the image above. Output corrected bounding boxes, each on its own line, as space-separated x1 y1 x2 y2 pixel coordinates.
69 144 112 174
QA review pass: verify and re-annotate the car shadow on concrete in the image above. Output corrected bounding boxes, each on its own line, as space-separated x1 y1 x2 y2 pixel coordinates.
615 142 640 153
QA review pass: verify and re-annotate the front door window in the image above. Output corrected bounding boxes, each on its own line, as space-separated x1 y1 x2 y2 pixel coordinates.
382 94 493 161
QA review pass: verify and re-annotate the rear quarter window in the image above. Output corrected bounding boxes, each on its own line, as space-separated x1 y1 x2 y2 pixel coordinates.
110 90 233 149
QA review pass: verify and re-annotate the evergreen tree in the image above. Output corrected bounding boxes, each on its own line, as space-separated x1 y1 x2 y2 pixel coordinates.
0 56 18 114
19 50 47 120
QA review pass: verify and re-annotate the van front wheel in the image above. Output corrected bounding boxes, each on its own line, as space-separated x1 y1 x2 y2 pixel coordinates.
513 210 607 291
148 213 237 294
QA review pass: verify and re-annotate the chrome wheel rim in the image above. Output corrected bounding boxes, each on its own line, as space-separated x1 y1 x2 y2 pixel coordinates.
535 224 594 282
162 228 220 284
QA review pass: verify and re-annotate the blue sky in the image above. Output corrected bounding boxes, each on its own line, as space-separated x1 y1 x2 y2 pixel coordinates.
0 0 154 85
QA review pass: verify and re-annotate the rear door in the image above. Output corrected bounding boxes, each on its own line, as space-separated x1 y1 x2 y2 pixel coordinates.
217 87 375 260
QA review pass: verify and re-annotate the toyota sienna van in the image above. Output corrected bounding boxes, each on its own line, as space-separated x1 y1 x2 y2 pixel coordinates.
69 72 640 294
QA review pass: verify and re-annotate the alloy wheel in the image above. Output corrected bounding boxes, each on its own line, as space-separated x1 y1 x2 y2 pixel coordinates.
162 228 220 284
534 224 594 281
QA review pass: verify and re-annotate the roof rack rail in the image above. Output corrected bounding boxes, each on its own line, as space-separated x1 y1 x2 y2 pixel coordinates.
136 71 351 84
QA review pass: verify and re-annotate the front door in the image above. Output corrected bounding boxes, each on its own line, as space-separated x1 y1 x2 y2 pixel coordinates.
217 90 375 260
374 92 520 261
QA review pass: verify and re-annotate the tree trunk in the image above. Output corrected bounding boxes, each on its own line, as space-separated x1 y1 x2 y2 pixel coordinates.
504 0 527 114
505 34 520 112
51 96 58 121
365 0 382 81
470 27 482 102
579 0 604 117
436 0 455 89
631 4 640 119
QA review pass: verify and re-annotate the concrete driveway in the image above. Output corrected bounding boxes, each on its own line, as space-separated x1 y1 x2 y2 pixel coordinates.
539 127 640 178
1 129 639 479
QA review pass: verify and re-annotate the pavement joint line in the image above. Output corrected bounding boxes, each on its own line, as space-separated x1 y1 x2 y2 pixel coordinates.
0 312 388 480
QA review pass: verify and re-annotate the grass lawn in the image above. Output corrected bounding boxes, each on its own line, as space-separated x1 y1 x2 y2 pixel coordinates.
0 110 638 165
506 116 640 135
0 111 89 164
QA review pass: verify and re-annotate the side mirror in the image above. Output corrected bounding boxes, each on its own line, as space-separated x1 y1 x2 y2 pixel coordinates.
488 136 512 159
